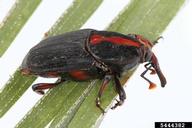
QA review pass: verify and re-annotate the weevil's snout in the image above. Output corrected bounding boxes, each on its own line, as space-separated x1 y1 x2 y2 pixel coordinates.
151 53 167 87
155 68 167 87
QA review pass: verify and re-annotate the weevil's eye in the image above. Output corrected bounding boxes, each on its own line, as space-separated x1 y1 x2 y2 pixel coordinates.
144 50 153 62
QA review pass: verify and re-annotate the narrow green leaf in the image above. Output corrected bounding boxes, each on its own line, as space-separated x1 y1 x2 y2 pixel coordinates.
0 70 36 117
16 81 93 128
45 81 97 128
48 0 103 35
0 0 42 56
108 0 185 40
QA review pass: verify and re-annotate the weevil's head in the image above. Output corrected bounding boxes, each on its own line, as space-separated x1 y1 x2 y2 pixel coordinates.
128 34 163 63
130 34 167 87
20 53 32 75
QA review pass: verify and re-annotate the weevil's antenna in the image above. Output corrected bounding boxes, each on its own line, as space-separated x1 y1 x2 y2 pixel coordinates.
153 36 163 44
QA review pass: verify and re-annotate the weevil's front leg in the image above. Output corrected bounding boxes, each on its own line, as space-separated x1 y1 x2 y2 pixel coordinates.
144 63 156 75
96 75 112 114
32 77 65 95
111 75 126 110
141 64 156 89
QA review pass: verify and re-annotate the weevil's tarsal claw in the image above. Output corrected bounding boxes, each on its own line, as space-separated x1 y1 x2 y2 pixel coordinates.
149 82 157 90
96 75 112 114
111 75 126 110
150 69 156 75
111 99 124 110
96 98 106 114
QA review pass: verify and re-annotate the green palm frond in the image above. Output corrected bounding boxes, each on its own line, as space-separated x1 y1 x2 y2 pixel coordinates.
0 0 42 56
0 0 185 127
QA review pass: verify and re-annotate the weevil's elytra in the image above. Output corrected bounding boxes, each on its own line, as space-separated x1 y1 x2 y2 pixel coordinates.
20 29 167 113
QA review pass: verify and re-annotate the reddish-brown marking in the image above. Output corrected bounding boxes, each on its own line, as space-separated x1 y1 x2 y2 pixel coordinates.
69 70 90 80
90 34 141 47
44 32 49 37
35 83 56 90
21 68 31 75
46 72 59 77
136 35 153 48
149 83 157 90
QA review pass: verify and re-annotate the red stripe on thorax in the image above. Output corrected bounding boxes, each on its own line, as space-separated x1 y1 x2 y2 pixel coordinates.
90 34 141 47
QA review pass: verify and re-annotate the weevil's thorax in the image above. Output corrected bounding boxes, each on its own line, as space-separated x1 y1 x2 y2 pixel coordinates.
89 32 155 74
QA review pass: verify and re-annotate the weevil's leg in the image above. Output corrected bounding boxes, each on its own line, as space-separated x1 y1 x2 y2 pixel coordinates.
96 75 112 114
32 77 65 95
141 65 156 89
111 75 126 110
144 63 156 75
